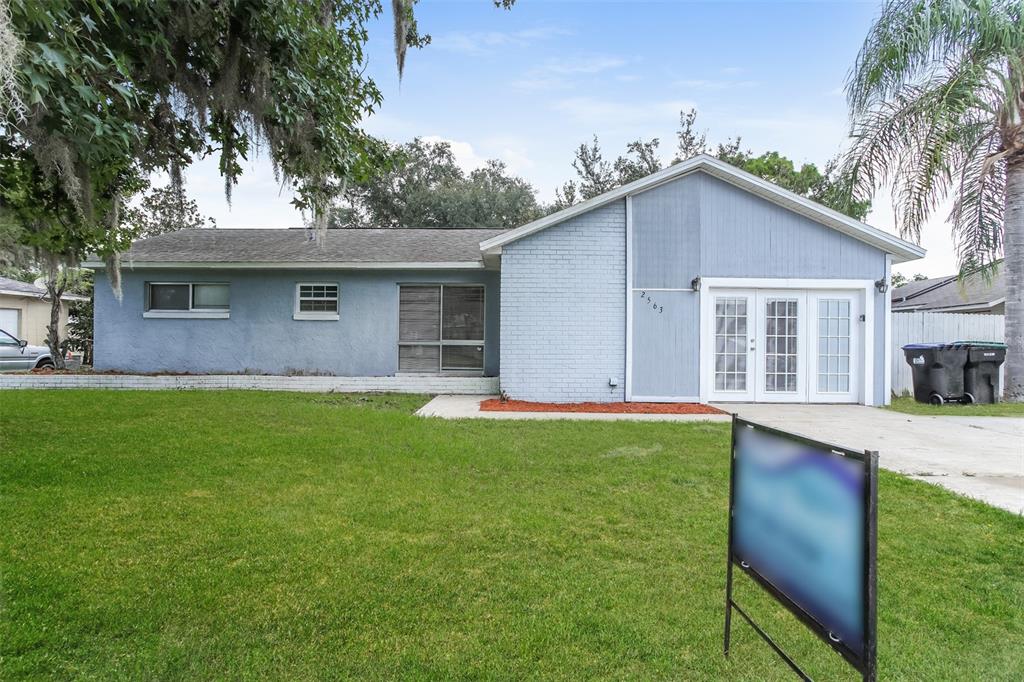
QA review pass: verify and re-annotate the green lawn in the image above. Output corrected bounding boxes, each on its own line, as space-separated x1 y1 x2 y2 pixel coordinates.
2 391 1022 680
886 396 1024 417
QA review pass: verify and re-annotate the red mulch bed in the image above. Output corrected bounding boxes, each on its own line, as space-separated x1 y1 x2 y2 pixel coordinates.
479 399 726 415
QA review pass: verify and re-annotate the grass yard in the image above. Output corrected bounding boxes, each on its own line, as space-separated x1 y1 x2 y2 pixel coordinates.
2 391 1023 680
886 396 1024 417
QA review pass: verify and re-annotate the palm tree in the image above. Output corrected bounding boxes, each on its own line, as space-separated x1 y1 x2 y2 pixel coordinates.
844 0 1023 400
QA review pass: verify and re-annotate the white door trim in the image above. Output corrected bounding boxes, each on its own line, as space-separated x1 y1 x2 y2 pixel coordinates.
624 195 634 401
883 255 893 405
698 278 877 405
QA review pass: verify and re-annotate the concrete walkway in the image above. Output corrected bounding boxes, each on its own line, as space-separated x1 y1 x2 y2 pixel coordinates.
717 404 1024 515
416 395 731 422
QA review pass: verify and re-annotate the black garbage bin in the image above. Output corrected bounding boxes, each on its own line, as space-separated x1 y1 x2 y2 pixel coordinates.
957 341 1008 404
902 343 970 404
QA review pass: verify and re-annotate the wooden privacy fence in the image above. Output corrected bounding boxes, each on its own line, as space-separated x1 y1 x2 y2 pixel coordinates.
891 312 1005 397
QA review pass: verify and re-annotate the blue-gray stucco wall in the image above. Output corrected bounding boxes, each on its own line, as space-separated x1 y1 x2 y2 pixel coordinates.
94 268 500 376
501 170 890 404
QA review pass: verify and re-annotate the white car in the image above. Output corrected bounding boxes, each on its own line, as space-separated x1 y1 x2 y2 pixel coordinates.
0 328 55 371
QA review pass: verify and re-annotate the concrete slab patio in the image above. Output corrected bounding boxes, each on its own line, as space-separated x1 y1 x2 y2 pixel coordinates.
416 395 731 422
718 404 1023 515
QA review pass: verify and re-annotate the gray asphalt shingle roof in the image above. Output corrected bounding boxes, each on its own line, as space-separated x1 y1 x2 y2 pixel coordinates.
0 276 47 296
891 267 1005 312
0 276 88 301
112 228 507 265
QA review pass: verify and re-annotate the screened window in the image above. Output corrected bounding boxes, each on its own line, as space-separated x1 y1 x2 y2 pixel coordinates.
398 284 484 373
149 284 190 311
193 283 230 309
145 282 229 317
294 283 339 320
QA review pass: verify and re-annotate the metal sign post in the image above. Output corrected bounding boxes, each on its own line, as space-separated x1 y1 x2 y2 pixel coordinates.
724 416 878 681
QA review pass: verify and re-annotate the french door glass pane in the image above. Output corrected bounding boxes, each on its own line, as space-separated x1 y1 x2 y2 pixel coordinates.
399 345 440 372
764 298 798 392
817 298 851 393
714 297 747 391
399 286 441 341
442 286 484 340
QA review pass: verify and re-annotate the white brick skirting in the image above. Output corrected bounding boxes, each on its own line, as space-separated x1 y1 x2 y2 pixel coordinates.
0 374 499 394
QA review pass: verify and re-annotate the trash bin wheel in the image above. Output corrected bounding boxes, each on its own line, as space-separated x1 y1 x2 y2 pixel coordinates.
929 393 945 405
963 392 976 404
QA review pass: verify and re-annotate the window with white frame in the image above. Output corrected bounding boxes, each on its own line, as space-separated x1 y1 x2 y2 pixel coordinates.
398 284 484 373
294 283 339 320
144 282 230 318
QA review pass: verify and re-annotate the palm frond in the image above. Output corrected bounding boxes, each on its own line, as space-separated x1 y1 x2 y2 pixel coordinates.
848 0 1024 114
844 59 998 241
950 131 1005 275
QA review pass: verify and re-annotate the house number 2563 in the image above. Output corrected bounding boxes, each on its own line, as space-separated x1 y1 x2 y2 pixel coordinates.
639 291 664 314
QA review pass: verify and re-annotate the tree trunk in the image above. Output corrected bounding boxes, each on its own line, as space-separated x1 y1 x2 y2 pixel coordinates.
43 278 67 370
1004 157 1024 401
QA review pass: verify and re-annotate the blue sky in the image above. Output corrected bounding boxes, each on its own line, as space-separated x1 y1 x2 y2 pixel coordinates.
182 0 955 277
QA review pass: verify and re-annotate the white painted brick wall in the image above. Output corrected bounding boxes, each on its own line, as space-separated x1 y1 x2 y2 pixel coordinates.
500 201 626 402
0 374 499 394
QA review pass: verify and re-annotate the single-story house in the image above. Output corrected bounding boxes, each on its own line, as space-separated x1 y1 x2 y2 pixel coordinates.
0 275 86 345
87 154 925 405
892 266 1005 314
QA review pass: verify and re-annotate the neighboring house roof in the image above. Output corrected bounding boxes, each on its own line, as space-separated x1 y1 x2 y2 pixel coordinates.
0 276 88 302
479 153 926 263
891 267 1005 313
84 227 508 270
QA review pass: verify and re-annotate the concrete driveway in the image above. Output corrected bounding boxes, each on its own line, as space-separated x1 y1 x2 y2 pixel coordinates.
715 404 1024 515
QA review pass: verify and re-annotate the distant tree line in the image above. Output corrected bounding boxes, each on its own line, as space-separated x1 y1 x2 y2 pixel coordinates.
551 109 870 220
323 138 543 229
322 109 871 230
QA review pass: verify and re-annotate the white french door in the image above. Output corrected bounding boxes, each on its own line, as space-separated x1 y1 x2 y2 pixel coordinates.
708 288 862 403
755 291 807 402
711 291 757 401
807 292 860 403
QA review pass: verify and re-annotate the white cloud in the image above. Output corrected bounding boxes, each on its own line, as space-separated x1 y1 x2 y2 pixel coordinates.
721 66 744 75
360 111 417 140
871 192 958 278
420 135 488 173
418 135 535 177
673 78 757 91
513 55 629 91
550 96 697 132
432 26 571 56
542 55 628 76
176 153 304 229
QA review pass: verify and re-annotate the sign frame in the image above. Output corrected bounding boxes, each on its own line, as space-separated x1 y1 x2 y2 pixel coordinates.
724 416 878 681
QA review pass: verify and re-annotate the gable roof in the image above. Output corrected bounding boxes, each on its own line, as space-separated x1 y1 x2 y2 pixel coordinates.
480 154 926 263
0 276 88 301
85 227 507 270
892 267 1005 313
